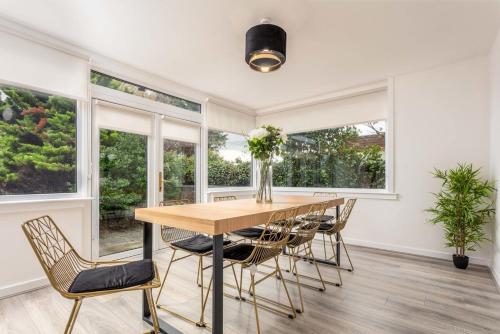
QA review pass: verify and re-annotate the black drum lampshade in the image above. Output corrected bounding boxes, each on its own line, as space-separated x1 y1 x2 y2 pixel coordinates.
245 23 287 73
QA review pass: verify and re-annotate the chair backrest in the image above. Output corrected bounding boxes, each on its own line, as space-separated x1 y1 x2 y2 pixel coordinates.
244 207 298 265
22 216 91 295
159 200 198 244
213 195 237 202
331 198 357 233
294 202 329 242
313 192 337 198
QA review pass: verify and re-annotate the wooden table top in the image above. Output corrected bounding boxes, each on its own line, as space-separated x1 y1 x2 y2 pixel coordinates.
135 195 344 235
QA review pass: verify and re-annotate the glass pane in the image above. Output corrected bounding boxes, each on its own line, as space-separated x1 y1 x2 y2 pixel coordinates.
99 129 147 256
163 139 196 203
273 121 386 189
90 71 201 113
208 129 252 187
0 84 77 195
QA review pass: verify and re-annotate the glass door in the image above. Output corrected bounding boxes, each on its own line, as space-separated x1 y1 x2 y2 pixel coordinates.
98 129 148 257
163 138 197 204
92 99 154 259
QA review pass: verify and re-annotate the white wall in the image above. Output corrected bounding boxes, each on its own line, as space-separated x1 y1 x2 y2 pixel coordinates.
269 56 492 264
490 30 500 282
0 200 91 298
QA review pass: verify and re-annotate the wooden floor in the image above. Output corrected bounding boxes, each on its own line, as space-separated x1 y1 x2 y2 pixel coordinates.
1 243 500 334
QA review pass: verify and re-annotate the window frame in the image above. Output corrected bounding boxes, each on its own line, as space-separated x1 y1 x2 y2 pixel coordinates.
90 70 202 114
273 79 395 195
0 80 87 202
206 128 255 191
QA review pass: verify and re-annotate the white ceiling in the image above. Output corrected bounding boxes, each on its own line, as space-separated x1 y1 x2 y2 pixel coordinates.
0 0 499 110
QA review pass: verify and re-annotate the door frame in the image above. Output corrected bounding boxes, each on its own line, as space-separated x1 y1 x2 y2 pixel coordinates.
90 86 202 260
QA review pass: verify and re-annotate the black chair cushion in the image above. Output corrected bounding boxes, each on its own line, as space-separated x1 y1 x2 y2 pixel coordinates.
232 227 266 239
223 244 255 261
68 259 154 293
171 234 231 253
304 214 335 223
317 223 334 231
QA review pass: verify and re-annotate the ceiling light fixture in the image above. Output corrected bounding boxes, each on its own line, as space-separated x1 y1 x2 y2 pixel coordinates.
245 18 287 73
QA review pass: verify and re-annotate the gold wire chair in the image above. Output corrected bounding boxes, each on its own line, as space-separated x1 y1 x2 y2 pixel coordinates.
213 195 237 202
22 215 161 334
284 201 342 313
223 207 299 334
316 198 357 272
155 200 231 328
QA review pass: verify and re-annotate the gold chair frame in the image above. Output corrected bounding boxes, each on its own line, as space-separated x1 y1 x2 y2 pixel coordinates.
317 198 357 272
284 201 342 313
22 215 161 334
156 200 222 328
225 207 299 334
213 195 237 202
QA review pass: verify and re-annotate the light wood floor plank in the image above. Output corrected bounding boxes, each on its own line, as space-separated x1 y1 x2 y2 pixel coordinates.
1 243 499 334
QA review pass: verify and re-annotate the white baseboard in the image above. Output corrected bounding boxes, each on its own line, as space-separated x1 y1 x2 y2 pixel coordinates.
341 237 490 266
0 276 49 300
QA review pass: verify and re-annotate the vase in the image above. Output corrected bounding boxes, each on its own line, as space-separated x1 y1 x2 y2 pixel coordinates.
256 157 273 203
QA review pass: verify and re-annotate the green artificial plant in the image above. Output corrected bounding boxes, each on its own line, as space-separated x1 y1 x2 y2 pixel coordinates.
427 163 495 257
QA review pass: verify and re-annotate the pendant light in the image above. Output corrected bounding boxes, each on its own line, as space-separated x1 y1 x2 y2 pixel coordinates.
245 19 287 73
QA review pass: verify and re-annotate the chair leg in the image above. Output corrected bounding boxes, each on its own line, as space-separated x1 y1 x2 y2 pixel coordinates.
231 264 243 300
274 257 297 319
64 298 82 334
291 248 305 314
329 241 343 287
340 234 354 272
250 272 261 334
308 242 327 291
145 288 160 333
322 233 327 260
155 249 176 304
197 256 206 327
196 256 202 287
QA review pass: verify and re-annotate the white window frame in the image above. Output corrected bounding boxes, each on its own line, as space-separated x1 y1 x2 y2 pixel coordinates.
205 128 256 195
0 79 90 202
272 78 395 197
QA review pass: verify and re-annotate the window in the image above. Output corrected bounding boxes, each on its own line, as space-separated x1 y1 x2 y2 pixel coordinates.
0 84 77 196
164 139 197 203
208 129 252 187
90 71 201 113
273 121 386 189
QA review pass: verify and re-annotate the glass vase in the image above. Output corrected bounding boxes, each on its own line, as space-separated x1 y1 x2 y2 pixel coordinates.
256 157 273 203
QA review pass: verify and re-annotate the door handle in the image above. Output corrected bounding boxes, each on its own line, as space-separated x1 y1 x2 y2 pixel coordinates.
159 172 163 192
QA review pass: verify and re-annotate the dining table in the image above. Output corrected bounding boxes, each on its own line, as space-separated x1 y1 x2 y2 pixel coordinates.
135 195 345 334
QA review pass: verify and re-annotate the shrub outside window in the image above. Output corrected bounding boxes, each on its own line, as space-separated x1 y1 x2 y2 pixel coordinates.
273 121 386 189
208 129 252 187
0 84 77 196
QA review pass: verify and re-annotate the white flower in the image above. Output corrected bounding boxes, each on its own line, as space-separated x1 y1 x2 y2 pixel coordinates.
249 127 269 140
280 132 288 143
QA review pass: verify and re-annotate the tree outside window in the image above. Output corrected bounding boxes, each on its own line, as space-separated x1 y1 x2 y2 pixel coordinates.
0 84 77 195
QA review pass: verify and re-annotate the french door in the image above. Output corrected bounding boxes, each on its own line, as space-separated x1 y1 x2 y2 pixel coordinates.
91 98 201 259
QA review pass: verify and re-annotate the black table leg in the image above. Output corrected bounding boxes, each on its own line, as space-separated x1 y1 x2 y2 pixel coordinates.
212 234 224 334
142 222 183 334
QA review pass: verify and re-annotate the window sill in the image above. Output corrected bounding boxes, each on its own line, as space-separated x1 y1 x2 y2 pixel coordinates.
0 197 93 214
272 188 398 200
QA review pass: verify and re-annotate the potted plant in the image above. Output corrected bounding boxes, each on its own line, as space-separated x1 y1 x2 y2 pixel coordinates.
427 163 495 269
247 125 286 203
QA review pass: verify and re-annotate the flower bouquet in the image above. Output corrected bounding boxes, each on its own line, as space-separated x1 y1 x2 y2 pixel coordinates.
247 125 287 203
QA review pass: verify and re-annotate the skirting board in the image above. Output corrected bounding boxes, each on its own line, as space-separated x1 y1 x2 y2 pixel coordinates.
0 276 49 300
342 237 490 266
